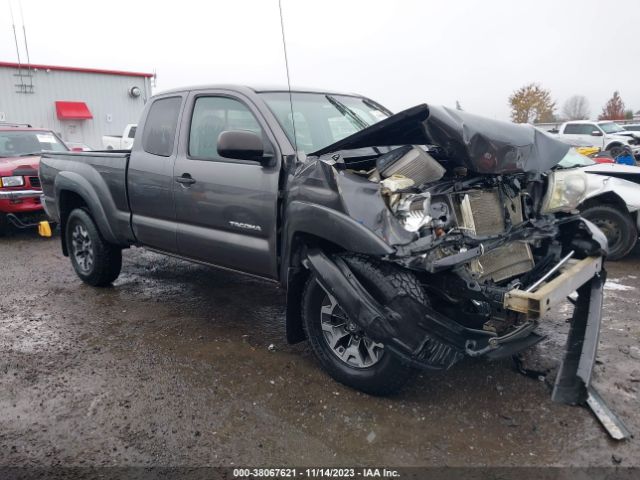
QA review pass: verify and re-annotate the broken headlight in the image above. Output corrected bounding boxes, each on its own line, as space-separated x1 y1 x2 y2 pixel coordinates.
541 169 588 213
396 193 432 232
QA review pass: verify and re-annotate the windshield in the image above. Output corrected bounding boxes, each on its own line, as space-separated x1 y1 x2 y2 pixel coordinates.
0 130 68 157
259 92 390 153
599 122 626 134
558 148 595 169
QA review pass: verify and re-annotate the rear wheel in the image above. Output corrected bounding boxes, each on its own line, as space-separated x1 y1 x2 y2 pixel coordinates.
581 205 637 260
65 208 122 286
302 253 426 395
0 214 6 236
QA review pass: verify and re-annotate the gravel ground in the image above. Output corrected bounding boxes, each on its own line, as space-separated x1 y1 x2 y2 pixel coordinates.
1 228 639 468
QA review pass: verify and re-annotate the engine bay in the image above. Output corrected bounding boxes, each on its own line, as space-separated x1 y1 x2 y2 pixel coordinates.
326 144 598 337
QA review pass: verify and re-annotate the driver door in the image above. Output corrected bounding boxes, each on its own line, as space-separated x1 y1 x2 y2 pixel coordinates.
173 91 281 279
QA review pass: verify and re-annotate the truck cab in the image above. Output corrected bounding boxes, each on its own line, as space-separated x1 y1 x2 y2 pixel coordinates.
558 120 640 159
102 124 137 150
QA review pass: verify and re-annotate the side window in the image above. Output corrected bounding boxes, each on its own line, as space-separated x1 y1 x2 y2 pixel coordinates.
142 97 181 157
128 126 137 138
579 124 596 134
189 96 262 160
563 124 580 134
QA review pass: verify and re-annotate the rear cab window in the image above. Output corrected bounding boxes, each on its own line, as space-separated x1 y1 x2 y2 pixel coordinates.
142 97 182 157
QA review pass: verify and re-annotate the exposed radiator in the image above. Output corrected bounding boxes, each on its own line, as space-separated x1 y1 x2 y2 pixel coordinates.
471 242 534 283
458 188 533 283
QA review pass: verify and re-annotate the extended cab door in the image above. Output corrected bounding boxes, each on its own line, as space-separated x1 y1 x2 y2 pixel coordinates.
173 90 281 279
128 94 185 252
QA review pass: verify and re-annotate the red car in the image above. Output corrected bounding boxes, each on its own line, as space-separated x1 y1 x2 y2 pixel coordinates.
0 123 68 234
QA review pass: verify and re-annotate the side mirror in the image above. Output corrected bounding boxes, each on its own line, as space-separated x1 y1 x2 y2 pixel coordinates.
591 130 603 137
217 130 265 162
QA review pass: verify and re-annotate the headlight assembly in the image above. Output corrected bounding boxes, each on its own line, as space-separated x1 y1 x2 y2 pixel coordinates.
0 176 25 188
542 169 588 213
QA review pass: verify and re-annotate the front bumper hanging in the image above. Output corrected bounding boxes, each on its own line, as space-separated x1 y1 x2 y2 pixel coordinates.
504 256 629 440
305 249 629 440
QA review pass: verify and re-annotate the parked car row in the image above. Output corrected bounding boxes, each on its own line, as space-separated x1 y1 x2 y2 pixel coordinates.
3 111 640 262
550 120 640 162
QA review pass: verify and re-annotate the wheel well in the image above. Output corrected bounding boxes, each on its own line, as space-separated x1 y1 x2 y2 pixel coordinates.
579 192 627 212
605 142 623 151
284 232 350 344
58 190 89 256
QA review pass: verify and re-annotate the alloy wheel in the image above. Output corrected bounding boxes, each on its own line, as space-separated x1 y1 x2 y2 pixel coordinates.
320 292 384 368
71 223 94 273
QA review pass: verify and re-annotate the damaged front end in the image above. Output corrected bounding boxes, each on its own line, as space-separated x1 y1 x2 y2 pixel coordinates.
288 104 628 438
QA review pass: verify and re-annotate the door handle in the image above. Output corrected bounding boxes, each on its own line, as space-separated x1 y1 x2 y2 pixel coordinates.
175 174 196 185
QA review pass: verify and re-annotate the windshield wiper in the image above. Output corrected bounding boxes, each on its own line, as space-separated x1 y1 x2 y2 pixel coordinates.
325 95 369 130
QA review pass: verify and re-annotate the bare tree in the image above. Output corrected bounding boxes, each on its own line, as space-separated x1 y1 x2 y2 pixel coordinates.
562 95 590 120
509 83 556 123
599 91 626 120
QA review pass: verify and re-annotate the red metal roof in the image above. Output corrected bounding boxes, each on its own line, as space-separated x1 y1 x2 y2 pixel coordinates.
55 101 93 120
0 61 153 78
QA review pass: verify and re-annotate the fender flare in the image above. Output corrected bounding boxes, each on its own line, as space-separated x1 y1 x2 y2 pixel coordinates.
281 200 393 279
54 172 120 245
282 201 394 343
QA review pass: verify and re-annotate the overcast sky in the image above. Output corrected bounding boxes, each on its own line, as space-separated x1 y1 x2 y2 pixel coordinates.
1 0 639 120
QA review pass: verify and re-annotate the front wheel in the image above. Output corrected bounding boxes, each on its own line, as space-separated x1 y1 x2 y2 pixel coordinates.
65 208 122 286
302 254 426 395
607 144 624 158
581 205 637 260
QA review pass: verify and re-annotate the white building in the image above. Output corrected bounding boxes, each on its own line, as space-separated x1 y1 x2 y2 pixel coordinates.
0 61 153 149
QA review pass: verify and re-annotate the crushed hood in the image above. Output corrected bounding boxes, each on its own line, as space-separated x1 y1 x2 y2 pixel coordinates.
311 104 570 174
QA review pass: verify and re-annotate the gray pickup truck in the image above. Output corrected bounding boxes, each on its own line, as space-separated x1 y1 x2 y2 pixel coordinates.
40 85 612 413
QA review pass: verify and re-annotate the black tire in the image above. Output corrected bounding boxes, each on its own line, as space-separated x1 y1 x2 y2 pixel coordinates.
65 208 122 286
302 253 426 395
581 205 637 260
0 214 6 236
607 144 624 158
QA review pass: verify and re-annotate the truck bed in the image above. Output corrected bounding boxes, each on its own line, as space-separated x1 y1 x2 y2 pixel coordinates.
39 151 134 246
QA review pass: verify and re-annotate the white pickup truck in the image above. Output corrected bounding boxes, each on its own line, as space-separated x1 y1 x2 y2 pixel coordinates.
553 120 640 158
102 124 137 150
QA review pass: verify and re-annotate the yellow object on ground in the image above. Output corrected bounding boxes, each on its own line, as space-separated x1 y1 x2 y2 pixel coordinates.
38 221 52 237
576 146 600 157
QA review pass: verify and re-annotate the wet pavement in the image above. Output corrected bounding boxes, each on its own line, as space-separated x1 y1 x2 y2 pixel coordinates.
1 228 639 467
